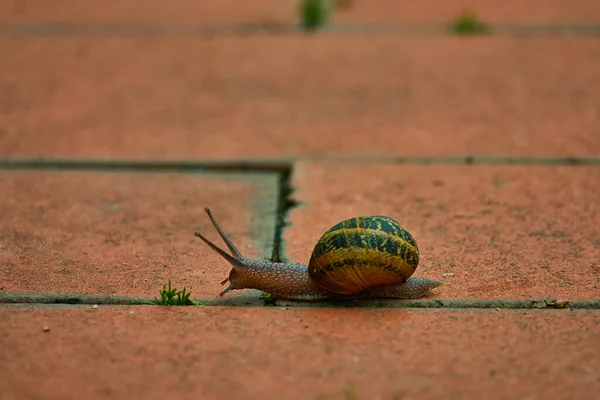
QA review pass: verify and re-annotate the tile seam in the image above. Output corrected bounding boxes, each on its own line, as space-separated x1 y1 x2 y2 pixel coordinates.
1 22 600 37
271 166 296 263
1 293 599 309
1 156 600 171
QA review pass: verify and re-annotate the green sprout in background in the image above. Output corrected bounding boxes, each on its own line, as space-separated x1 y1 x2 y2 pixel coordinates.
298 0 354 32
450 9 492 35
154 280 193 306
299 0 331 31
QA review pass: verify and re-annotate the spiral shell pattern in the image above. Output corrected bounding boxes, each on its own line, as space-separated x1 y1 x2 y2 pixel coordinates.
308 216 419 295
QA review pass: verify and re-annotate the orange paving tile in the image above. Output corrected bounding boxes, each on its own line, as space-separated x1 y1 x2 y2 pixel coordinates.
1 4 600 400
0 306 598 400
2 0 600 24
284 162 600 301
335 0 600 24
1 37 599 160
0 170 278 298
0 0 294 24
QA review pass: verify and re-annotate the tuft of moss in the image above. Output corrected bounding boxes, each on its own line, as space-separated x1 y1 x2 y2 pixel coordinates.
299 0 330 31
360 302 382 309
261 292 278 307
450 9 491 35
153 280 193 306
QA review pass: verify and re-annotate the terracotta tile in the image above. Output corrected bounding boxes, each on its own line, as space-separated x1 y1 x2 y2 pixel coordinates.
0 0 296 24
1 37 599 159
334 0 600 24
0 305 598 400
2 0 600 24
283 162 600 301
0 170 278 298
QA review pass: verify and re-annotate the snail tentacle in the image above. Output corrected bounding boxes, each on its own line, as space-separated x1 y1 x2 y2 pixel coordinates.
195 209 331 300
203 207 244 260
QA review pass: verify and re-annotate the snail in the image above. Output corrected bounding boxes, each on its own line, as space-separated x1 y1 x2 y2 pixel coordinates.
194 207 444 301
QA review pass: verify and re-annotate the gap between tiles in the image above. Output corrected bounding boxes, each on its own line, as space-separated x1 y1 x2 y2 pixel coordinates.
0 293 599 310
1 22 600 37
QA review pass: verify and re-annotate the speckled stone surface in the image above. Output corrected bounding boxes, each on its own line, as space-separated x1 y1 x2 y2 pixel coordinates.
1 2 600 399
0 305 598 400
0 170 278 299
334 0 600 24
1 37 599 159
2 0 600 24
0 0 296 24
284 162 600 301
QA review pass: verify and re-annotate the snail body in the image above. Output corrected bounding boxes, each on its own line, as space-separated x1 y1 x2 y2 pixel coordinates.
194 208 443 301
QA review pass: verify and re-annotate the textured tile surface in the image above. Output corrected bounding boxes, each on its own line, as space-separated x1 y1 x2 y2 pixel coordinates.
2 3 600 400
284 162 600 301
1 37 599 159
2 0 600 24
0 170 278 298
0 0 295 24
334 0 600 23
0 305 598 400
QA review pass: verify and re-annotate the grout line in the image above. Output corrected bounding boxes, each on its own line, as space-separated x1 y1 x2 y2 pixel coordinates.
1 293 599 309
271 166 296 263
1 156 600 172
0 158 291 173
299 155 600 166
0 293 142 305
1 22 600 37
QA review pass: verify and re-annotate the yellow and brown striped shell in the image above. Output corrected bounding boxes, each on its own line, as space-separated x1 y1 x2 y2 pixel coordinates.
307 216 419 295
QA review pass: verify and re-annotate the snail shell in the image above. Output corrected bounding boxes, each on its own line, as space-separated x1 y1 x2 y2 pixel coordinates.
308 216 419 295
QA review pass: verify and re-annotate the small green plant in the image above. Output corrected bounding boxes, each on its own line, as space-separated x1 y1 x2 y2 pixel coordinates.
359 302 383 309
299 0 330 31
261 292 278 307
154 280 193 306
450 9 491 35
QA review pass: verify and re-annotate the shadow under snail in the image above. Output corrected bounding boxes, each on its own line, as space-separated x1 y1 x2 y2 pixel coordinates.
194 207 444 301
